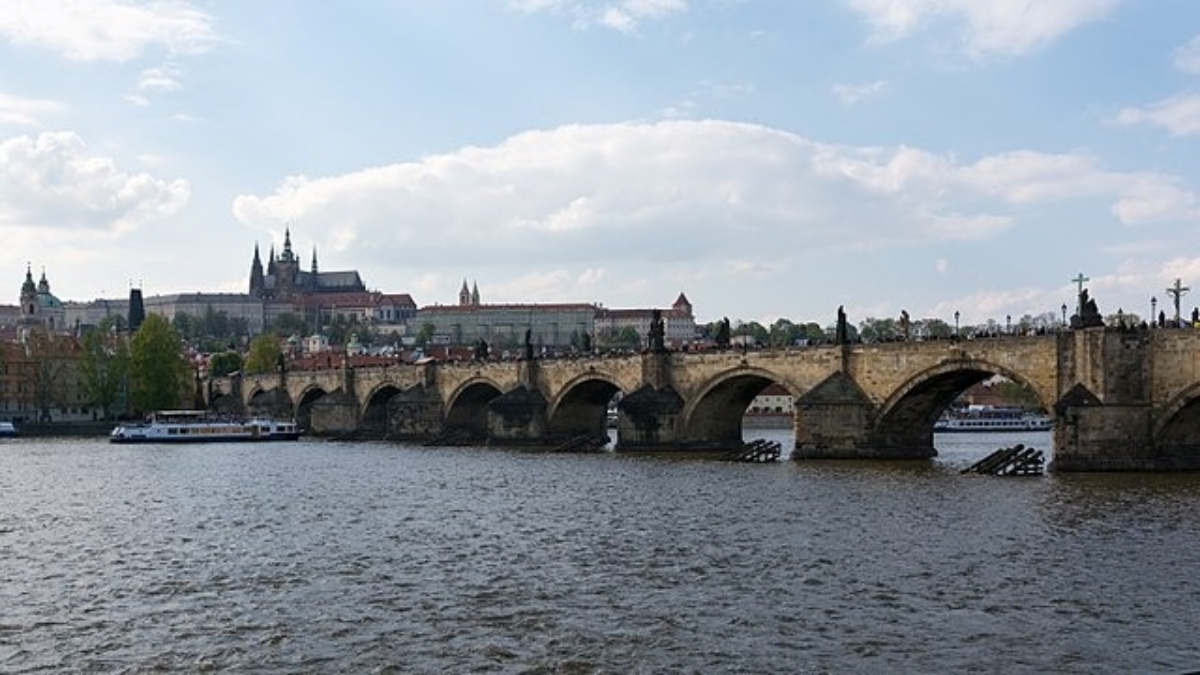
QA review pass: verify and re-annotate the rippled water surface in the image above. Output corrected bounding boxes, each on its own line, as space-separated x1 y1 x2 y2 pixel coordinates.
3 432 1200 673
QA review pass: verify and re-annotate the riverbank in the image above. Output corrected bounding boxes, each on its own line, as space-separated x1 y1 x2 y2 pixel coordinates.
10 421 113 437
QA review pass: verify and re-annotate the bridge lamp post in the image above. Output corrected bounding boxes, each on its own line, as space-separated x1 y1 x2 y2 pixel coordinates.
1061 303 1067 329
954 310 960 337
1152 296 1157 328
1006 314 1011 335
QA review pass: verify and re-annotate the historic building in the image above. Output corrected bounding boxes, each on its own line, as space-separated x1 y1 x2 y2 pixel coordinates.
594 293 696 349
18 266 65 334
419 280 594 351
249 228 366 302
143 293 266 334
417 283 697 352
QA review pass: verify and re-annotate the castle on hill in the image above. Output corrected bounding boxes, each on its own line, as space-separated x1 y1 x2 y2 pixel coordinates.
249 228 365 300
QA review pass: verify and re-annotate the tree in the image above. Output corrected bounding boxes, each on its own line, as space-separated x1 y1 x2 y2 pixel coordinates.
714 318 731 349
80 328 129 420
209 350 243 378
613 325 641 349
245 334 282 374
768 318 803 347
415 322 436 348
128 314 188 414
733 320 768 347
23 327 77 422
272 312 309 337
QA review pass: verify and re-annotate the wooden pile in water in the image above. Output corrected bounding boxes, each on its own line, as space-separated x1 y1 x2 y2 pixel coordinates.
724 439 781 463
962 443 1044 476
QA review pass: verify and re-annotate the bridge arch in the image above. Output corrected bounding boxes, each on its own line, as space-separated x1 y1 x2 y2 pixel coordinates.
247 385 294 420
1152 384 1200 460
362 383 405 436
874 359 1054 452
295 385 329 431
445 378 506 441
683 367 796 448
547 372 625 440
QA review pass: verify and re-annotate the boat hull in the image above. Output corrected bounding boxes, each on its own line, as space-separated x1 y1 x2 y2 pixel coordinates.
109 432 301 444
109 411 302 444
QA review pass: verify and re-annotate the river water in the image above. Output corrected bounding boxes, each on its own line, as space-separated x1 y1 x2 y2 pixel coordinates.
2 431 1198 673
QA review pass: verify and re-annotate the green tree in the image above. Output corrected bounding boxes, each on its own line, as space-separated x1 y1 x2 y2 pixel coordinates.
80 328 129 420
97 313 127 334
858 317 899 343
768 318 802 347
129 314 188 413
245 334 282 374
613 325 641 349
733 321 768 346
272 312 309 337
209 350 243 377
415 322 436 348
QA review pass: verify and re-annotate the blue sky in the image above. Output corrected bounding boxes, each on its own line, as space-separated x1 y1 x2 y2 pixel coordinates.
1 0 1199 327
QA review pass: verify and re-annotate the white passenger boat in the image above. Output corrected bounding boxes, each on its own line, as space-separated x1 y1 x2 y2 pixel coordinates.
934 405 1052 433
110 410 301 444
0 421 16 437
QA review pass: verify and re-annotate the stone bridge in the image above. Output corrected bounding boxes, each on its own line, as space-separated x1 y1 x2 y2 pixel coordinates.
207 326 1200 471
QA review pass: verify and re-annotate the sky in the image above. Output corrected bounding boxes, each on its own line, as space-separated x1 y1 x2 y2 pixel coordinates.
1 1 1199 328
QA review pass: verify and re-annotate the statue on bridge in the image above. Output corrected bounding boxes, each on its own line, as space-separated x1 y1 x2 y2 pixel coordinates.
523 329 534 360
648 309 666 353
1071 289 1104 329
474 338 490 361
836 305 848 345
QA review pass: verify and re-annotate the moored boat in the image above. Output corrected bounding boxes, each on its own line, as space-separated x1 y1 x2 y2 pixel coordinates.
0 421 16 437
110 410 301 444
934 405 1052 433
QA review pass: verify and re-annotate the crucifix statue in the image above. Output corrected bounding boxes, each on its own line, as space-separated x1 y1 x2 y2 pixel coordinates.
1071 272 1089 317
1167 277 1190 326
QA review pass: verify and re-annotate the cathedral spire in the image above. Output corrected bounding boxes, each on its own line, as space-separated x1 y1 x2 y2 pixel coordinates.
280 228 296 262
249 243 265 296
459 279 470 306
311 247 318 274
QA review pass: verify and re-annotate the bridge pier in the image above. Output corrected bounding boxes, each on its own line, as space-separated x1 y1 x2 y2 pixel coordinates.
486 385 549 446
614 384 686 451
385 385 446 440
792 371 935 460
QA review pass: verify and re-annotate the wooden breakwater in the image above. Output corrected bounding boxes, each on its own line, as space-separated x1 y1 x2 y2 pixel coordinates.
724 439 782 463
962 444 1044 476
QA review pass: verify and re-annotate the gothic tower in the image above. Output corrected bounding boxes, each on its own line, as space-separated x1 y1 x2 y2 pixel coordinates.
459 279 470 306
249 243 265 297
275 228 299 298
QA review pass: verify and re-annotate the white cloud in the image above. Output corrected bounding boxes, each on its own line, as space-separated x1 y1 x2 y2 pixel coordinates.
844 0 1119 58
0 0 218 62
0 131 189 233
818 144 1199 225
138 64 183 92
508 0 688 33
0 92 63 126
231 120 1197 302
832 80 889 105
1114 94 1200 138
1175 35 1200 75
